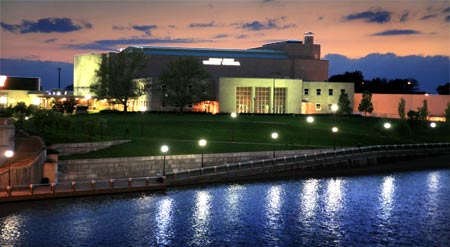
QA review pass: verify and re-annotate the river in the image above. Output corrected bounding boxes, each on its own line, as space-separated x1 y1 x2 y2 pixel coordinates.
1 168 449 246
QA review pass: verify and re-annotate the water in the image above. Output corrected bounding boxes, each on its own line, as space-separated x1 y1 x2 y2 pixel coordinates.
1 169 450 247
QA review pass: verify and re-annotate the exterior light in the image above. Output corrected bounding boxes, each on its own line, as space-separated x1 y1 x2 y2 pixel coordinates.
0 96 7 104
231 112 237 118
231 112 237 141
331 104 338 112
139 106 147 112
384 123 391 129
199 139 207 168
271 132 278 158
332 127 338 133
160 145 169 176
306 116 314 123
5 150 14 188
430 122 436 128
32 98 40 105
331 127 338 150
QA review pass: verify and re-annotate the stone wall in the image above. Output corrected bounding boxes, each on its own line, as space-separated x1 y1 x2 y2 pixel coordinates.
0 118 15 166
57 149 322 182
50 140 131 156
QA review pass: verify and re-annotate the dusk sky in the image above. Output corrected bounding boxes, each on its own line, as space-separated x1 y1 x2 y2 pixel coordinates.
1 0 449 92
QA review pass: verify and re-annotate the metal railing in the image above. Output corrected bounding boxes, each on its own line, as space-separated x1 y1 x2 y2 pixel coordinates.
0 176 163 198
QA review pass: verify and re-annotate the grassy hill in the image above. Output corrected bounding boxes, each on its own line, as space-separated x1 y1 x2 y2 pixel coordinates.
23 112 450 159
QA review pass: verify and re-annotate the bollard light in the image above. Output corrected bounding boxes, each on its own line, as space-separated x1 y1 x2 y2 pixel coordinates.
199 139 207 168
271 132 278 158
161 145 169 176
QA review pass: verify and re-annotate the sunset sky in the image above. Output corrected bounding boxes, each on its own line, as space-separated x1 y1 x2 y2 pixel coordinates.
1 0 449 92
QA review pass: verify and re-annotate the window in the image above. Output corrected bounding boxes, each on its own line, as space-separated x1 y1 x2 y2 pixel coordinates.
236 87 252 113
341 89 346 94
255 87 270 113
328 104 332 110
329 89 333 96
274 88 286 114
304 88 309 95
315 103 321 111
316 89 321 96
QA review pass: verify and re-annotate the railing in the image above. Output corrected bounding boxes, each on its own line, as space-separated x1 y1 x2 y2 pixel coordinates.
0 176 163 198
166 143 450 182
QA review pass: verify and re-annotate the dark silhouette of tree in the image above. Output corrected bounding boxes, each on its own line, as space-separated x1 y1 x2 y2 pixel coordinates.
329 70 365 92
445 102 450 123
91 47 149 112
337 92 353 115
358 91 374 116
159 57 211 112
436 83 450 95
398 97 406 119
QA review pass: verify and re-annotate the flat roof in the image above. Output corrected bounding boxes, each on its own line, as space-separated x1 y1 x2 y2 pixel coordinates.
138 46 288 59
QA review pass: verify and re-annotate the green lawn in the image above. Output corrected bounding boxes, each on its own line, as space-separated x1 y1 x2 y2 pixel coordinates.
23 112 450 159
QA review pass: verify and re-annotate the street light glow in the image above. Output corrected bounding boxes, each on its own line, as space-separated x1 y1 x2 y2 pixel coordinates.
139 106 147 112
384 123 391 129
231 112 237 118
5 150 13 158
199 139 207 147
331 104 339 112
430 122 436 128
332 127 338 133
271 132 278 139
0 75 7 87
161 145 169 153
306 116 314 123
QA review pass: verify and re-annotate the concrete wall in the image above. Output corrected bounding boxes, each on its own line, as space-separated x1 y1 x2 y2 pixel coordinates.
0 147 46 186
50 140 131 156
0 118 15 169
302 81 355 114
57 149 319 182
353 93 450 119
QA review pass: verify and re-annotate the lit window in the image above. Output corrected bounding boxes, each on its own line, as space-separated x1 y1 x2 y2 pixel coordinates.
315 103 321 111
316 89 321 96
329 89 333 96
304 88 309 95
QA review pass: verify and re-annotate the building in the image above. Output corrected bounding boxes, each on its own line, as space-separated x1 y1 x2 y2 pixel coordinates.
0 76 44 107
74 32 354 114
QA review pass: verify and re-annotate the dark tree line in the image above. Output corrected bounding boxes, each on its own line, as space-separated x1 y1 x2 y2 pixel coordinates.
329 70 420 94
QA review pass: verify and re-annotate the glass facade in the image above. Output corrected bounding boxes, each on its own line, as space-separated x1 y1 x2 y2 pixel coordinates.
236 87 252 113
255 87 270 113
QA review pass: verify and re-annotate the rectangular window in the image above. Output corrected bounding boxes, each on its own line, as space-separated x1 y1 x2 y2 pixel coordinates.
328 104 332 110
341 89 346 94
316 89 321 96
274 87 286 114
304 88 309 95
329 89 333 96
315 103 321 111
236 87 252 113
255 87 270 113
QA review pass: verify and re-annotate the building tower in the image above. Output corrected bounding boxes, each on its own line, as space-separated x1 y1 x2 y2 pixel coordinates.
304 32 314 45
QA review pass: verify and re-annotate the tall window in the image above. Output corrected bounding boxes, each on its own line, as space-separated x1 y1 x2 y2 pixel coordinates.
255 87 270 113
329 89 333 96
304 88 309 95
315 103 321 111
316 89 321 96
236 87 251 113
274 88 286 114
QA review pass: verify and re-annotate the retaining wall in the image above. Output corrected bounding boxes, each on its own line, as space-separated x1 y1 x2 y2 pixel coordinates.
50 140 131 156
57 150 322 182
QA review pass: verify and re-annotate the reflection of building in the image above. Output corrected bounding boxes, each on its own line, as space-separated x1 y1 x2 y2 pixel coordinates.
74 32 353 114
353 93 450 120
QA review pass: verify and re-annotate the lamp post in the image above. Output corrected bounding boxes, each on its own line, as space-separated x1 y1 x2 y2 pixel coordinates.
161 145 169 176
231 112 237 141
384 122 392 129
430 122 436 142
139 106 147 136
57 67 61 90
331 127 338 150
306 116 314 144
199 139 207 168
5 150 14 187
271 132 278 158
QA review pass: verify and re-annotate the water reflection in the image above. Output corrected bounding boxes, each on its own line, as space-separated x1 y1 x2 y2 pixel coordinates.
426 171 440 219
379 176 395 221
0 215 23 244
324 178 345 242
226 184 244 224
191 190 211 246
264 185 283 242
301 179 319 219
155 198 173 245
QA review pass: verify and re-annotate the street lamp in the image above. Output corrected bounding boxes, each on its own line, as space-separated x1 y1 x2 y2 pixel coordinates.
271 132 278 158
384 122 391 129
331 127 338 150
199 139 207 168
430 122 436 128
160 145 169 176
231 112 237 141
306 116 314 123
5 150 13 187
331 104 339 113
139 106 147 136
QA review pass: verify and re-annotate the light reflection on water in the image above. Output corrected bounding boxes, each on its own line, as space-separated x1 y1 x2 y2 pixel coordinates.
1 169 450 246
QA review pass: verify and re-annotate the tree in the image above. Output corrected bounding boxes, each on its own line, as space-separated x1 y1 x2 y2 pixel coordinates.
445 102 450 123
337 92 352 115
91 47 149 112
436 83 450 95
358 91 374 116
398 97 406 119
159 57 211 112
417 99 428 120
329 70 366 93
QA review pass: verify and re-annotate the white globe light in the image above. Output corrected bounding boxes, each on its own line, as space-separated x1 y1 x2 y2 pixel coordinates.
384 123 391 129
161 145 169 153
332 127 338 133
5 150 14 158
306 116 314 123
231 112 237 118
430 122 436 128
271 132 278 139
199 139 207 147
331 104 338 112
